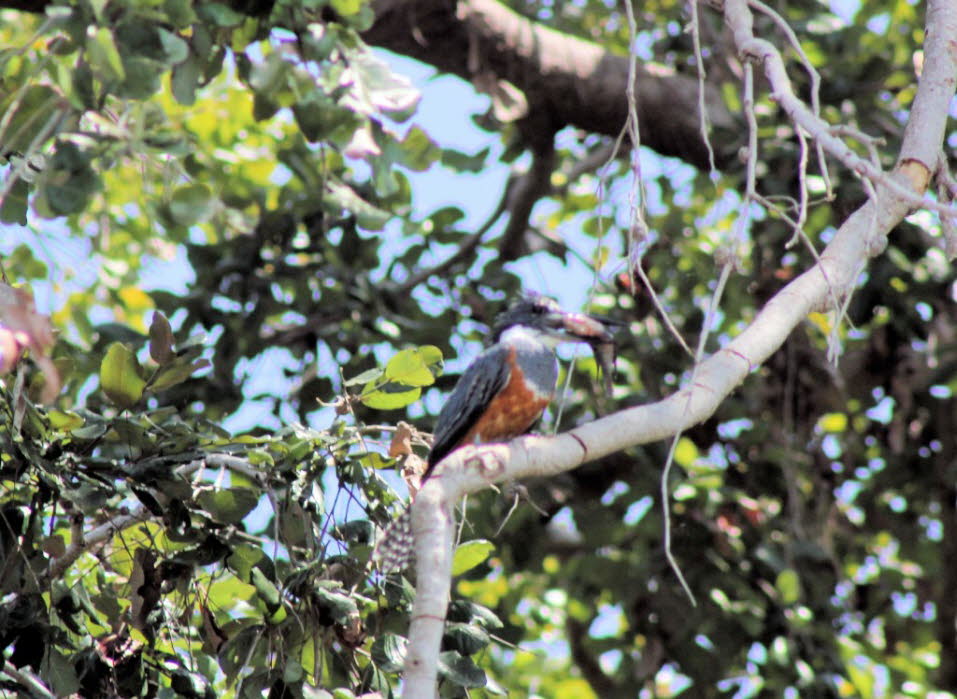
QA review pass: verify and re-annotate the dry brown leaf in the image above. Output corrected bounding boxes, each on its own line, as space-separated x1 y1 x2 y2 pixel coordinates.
388 421 415 458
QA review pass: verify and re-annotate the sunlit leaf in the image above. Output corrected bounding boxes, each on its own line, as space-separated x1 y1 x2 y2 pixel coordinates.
197 488 260 524
452 540 495 576
100 342 146 408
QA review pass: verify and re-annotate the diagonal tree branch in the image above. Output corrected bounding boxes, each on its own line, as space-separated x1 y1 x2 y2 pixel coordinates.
399 0 957 694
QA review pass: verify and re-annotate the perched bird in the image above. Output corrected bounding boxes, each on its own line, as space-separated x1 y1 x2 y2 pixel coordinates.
374 293 615 572
423 293 614 480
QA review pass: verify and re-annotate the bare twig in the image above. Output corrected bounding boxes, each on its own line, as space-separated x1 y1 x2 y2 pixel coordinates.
690 0 718 176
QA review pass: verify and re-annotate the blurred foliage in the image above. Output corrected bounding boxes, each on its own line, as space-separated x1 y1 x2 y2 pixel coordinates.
1 0 956 696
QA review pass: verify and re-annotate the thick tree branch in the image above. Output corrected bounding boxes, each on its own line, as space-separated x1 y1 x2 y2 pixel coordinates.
363 0 737 171
399 1 957 694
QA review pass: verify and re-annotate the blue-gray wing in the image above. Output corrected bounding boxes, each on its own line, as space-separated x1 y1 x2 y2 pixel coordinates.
425 345 511 476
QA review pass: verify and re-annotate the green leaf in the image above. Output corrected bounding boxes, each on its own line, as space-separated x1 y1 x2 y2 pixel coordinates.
47 409 85 431
196 2 245 27
370 633 407 672
46 648 81 696
324 180 390 231
171 54 200 105
356 451 395 470
227 542 266 582
0 178 29 224
69 61 96 110
43 141 101 216
673 436 699 468
334 519 375 544
437 651 486 689
344 367 383 386
776 568 801 605
100 342 146 408
329 0 362 16
447 600 504 629
169 183 215 226
443 622 490 656
315 582 358 625
452 539 495 576
359 385 421 410
250 567 282 612
0 85 63 154
149 358 210 392
86 27 125 82
440 147 489 173
197 487 260 524
292 93 357 142
384 346 443 387
347 47 420 120
157 28 189 64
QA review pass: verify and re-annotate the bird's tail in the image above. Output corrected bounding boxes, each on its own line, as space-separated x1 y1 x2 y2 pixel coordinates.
372 506 415 573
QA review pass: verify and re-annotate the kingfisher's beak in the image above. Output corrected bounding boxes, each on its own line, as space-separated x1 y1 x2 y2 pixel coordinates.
558 310 619 396
558 311 617 344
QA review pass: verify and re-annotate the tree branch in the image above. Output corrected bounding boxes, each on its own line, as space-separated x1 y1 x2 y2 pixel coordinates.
363 0 738 171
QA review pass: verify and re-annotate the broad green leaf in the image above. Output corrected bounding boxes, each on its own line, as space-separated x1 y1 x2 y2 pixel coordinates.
197 487 260 524
344 367 383 386
47 408 84 431
0 85 62 153
356 451 395 470
443 622 490 656
86 27 125 82
169 183 215 226
149 358 211 392
436 651 486 689
157 28 189 64
0 178 28 225
383 346 443 386
447 600 504 629
315 582 358 625
452 539 495 576
196 2 245 26
207 575 257 612
100 342 146 408
171 54 200 105
346 47 420 120
324 180 390 230
359 385 420 410
46 649 81 696
370 633 407 673
250 567 281 611
43 141 101 216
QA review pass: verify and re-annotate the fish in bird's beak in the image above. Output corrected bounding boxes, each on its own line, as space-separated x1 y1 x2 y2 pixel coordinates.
559 310 619 396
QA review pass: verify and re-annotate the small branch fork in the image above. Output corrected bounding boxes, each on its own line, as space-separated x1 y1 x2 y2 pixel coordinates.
399 1 957 695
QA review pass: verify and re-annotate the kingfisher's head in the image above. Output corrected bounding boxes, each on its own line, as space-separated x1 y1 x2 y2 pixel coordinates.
492 293 615 348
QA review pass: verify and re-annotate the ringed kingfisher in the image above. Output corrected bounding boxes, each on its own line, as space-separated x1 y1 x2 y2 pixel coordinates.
375 293 615 572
